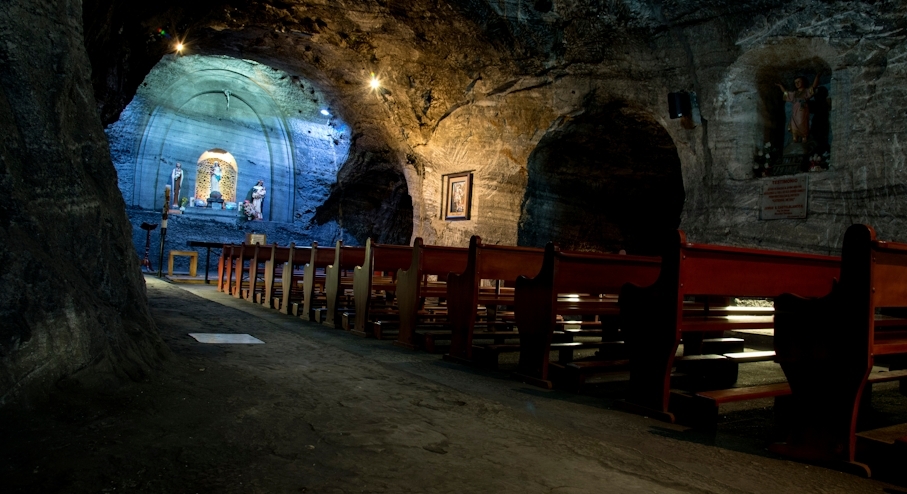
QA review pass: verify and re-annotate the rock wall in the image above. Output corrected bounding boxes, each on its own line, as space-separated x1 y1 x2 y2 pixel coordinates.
86 2 907 256
0 0 168 405
5 0 907 403
105 54 393 254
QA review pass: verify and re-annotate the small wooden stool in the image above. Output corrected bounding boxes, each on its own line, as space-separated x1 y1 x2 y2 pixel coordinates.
168 250 198 277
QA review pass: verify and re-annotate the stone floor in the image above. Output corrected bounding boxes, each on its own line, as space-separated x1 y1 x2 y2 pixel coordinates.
2 276 906 493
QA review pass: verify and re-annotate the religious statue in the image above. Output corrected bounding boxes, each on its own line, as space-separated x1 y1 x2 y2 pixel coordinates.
451 183 465 213
210 164 222 194
170 162 183 208
251 180 266 220
776 74 820 143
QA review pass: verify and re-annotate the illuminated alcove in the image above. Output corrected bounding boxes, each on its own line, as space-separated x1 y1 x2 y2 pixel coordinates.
107 54 351 228
195 148 238 204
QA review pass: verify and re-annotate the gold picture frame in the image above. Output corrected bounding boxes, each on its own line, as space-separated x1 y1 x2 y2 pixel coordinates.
442 172 473 220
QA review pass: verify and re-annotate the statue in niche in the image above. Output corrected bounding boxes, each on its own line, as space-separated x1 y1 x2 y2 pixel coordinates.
250 180 266 220
775 74 820 143
170 162 183 208
210 164 223 195
224 90 232 110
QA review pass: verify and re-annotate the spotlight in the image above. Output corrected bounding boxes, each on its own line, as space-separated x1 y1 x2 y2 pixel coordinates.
369 73 380 90
175 42 184 53
320 109 331 116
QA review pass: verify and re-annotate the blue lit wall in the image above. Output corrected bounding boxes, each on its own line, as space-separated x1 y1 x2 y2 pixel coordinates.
107 55 355 263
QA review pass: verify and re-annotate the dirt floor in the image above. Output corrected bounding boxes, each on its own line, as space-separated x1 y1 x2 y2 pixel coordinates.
2 276 907 493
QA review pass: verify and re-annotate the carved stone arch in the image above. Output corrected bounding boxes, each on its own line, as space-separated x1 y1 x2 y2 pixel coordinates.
518 100 684 255
716 40 839 179
131 65 295 222
195 148 238 203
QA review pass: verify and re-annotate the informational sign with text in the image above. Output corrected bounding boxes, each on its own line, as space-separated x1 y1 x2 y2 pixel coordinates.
761 175 808 220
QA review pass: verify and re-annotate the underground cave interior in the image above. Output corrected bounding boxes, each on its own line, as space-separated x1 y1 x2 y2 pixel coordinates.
110 53 695 259
12 2 907 491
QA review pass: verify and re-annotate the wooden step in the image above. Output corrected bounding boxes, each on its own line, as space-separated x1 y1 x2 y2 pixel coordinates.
693 382 791 405
701 337 745 354
867 368 907 383
723 350 775 363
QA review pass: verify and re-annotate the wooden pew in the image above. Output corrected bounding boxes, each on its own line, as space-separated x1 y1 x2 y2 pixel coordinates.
351 238 413 336
261 244 292 308
300 242 335 320
619 229 840 423
244 243 273 302
322 241 366 328
511 243 661 388
771 224 907 476
230 243 257 299
217 243 237 292
279 243 313 314
445 236 545 365
394 238 469 349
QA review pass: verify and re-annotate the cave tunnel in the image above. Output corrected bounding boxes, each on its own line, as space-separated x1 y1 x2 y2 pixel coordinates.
518 102 685 255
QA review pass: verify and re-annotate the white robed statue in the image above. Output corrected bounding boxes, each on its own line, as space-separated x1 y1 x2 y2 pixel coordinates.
251 180 266 220
210 164 222 195
170 162 183 208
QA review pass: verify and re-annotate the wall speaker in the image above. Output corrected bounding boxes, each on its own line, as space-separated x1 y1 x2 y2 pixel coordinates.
668 92 692 119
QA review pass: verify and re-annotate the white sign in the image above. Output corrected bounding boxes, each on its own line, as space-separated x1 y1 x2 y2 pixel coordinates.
761 175 808 220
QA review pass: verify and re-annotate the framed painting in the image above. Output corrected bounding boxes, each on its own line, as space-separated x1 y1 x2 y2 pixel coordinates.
443 172 472 220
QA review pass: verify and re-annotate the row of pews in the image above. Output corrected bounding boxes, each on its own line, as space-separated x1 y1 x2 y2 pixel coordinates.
212 224 907 477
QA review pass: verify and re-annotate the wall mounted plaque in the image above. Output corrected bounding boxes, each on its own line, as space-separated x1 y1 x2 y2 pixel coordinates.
761 175 808 220
245 233 267 245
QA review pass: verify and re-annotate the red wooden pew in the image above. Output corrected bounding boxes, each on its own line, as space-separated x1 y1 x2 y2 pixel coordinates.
300 242 335 320
322 241 366 328
772 224 907 476
351 238 412 336
512 243 661 388
279 243 313 315
394 238 469 349
445 236 545 364
619 229 840 423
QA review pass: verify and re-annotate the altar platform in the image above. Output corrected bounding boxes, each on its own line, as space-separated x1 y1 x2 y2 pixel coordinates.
178 207 239 223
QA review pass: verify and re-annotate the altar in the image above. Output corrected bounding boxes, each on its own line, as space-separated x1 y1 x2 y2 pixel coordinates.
180 207 239 224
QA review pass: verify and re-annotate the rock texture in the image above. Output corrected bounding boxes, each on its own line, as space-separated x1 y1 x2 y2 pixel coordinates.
519 100 685 254
105 54 403 252
5 0 907 402
0 0 168 405
88 0 907 253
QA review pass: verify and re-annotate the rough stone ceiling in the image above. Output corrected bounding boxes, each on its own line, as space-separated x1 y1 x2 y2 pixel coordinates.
87 1 907 151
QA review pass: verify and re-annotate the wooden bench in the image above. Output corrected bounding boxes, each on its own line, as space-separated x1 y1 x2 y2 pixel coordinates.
322 242 366 328
351 239 412 336
261 244 291 308
619 229 840 423
168 249 198 277
217 243 237 292
244 243 274 302
279 243 312 314
510 243 661 388
445 236 546 364
299 242 335 320
229 243 258 299
770 224 907 476
394 238 469 349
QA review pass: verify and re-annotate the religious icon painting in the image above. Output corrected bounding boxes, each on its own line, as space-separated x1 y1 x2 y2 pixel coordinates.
443 172 473 220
